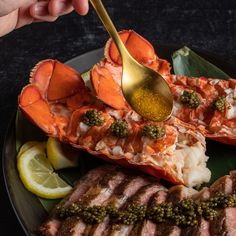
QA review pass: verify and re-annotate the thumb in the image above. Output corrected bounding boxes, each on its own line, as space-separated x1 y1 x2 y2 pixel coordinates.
0 0 36 17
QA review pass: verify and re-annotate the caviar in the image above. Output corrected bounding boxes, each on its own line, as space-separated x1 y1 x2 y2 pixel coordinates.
180 90 200 108
212 95 226 113
82 109 105 126
113 204 147 225
110 119 129 138
56 192 236 227
142 124 165 139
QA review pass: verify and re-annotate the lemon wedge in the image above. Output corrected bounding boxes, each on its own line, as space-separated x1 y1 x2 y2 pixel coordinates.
17 142 72 199
47 137 79 170
17 141 46 159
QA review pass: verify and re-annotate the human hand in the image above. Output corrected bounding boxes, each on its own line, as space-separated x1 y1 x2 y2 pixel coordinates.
0 0 89 37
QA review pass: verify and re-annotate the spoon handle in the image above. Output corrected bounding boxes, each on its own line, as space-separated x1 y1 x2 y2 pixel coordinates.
89 0 128 60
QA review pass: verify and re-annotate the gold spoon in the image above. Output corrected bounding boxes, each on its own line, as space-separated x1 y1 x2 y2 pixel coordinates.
90 0 173 121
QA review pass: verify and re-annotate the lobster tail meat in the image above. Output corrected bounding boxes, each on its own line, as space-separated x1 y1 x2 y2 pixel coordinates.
167 74 236 145
19 59 211 187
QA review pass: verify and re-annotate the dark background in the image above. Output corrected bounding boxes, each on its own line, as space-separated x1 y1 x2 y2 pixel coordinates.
1 0 236 235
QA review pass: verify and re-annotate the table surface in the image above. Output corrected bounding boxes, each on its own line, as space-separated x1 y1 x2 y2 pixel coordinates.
1 0 236 235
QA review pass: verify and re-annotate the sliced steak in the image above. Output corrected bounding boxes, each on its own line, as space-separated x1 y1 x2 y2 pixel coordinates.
138 189 168 236
181 187 211 236
130 187 166 236
158 185 197 236
38 165 114 236
88 176 151 236
57 167 126 236
210 174 236 236
210 175 232 195
183 175 233 236
38 166 236 236
109 183 163 236
230 170 236 190
38 219 61 236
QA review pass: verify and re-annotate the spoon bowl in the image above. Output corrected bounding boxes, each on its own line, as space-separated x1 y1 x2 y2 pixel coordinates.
121 56 173 121
90 0 173 121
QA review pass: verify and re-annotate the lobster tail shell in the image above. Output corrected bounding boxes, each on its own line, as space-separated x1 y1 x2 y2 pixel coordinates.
104 30 156 66
31 59 86 101
19 85 57 136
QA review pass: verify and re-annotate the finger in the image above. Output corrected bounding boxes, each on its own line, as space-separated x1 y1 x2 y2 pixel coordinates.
48 0 74 17
72 0 89 16
29 1 58 22
0 11 18 36
0 0 36 17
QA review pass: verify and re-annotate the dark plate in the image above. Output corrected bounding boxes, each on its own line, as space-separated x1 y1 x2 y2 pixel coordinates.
2 46 236 236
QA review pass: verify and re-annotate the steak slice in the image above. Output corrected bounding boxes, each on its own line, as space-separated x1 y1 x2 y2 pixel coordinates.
38 165 113 236
183 175 233 236
109 183 164 236
157 185 197 236
230 170 236 190
138 189 168 236
57 167 126 236
87 175 151 236
210 175 232 195
210 174 235 236
130 187 167 236
181 187 211 236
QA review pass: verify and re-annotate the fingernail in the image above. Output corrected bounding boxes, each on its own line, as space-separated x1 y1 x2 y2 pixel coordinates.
34 2 48 16
56 1 67 15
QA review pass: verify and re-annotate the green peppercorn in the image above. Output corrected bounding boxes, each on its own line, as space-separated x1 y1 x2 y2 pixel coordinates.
180 90 200 108
142 124 165 139
212 95 226 113
82 109 105 126
110 119 129 138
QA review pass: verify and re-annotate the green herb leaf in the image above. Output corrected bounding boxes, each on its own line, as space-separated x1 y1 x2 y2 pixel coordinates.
81 70 92 89
172 46 230 79
15 110 45 152
206 141 236 186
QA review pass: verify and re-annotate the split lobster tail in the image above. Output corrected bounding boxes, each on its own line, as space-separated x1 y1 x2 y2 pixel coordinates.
19 55 211 187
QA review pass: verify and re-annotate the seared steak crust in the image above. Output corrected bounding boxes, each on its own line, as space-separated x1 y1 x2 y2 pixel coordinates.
209 175 234 236
157 186 197 236
109 183 164 236
89 176 151 236
38 166 236 236
139 190 168 236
